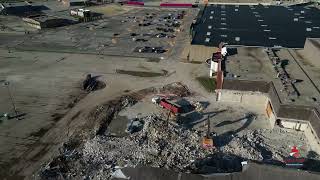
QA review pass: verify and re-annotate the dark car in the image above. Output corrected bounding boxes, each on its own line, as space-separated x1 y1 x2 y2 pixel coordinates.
142 33 153 37
138 46 153 53
166 34 176 38
165 28 174 32
135 38 148 42
152 47 166 53
155 33 166 38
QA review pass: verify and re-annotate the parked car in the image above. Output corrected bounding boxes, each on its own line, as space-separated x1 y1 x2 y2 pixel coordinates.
142 33 153 37
135 46 166 54
135 38 148 42
155 33 166 38
166 34 176 38
152 47 166 53
138 46 153 53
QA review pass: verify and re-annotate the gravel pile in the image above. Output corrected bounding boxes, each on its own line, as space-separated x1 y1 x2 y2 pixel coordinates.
219 127 310 162
82 115 212 179
38 116 316 180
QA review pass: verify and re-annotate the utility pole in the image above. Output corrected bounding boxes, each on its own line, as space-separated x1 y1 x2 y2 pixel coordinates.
3 81 19 120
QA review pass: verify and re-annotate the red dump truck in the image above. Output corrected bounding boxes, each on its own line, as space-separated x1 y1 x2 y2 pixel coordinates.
159 99 181 114
152 97 181 114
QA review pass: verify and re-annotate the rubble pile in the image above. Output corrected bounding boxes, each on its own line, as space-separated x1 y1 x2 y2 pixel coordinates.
82 115 212 179
220 127 310 162
38 115 316 180
160 82 191 97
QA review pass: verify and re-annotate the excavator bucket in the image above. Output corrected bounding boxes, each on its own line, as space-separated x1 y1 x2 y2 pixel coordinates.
202 115 214 149
202 137 214 149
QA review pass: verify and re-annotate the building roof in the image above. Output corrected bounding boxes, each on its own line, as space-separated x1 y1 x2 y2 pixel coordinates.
191 4 320 48
222 79 271 93
0 3 48 17
112 162 320 180
24 14 59 22
277 105 314 120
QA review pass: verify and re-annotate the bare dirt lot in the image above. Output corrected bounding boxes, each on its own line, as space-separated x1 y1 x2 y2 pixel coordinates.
2 44 313 179
1 6 198 61
1 3 320 180
0 45 210 179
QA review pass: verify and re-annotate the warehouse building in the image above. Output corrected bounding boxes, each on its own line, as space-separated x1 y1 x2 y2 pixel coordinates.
60 0 91 7
22 14 75 29
0 2 48 17
188 4 320 62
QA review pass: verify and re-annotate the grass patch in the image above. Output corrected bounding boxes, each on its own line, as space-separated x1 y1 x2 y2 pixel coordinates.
116 69 164 77
147 57 161 62
189 61 203 64
196 76 216 92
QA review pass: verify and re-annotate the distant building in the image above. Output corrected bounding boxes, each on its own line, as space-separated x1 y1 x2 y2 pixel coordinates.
22 14 74 29
0 2 48 17
60 0 90 7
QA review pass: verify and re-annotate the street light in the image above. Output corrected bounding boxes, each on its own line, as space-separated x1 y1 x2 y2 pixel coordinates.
2 81 19 120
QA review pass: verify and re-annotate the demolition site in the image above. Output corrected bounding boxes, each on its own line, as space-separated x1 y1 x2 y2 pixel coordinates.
1 1 320 180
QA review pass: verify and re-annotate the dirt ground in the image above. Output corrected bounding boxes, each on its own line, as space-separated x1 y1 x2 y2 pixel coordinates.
1 5 198 61
0 44 212 179
1 3 319 180
0 46 283 179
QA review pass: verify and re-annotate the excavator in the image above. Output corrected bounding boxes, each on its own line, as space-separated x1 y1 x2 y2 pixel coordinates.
202 115 214 149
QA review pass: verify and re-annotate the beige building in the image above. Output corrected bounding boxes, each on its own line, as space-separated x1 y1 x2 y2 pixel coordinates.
216 79 320 154
22 15 73 29
301 38 320 67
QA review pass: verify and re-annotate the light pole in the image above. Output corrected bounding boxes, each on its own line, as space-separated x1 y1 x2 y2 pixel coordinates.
3 81 19 120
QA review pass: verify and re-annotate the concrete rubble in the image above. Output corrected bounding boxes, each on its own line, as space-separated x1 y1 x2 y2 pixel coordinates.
38 113 314 180
82 115 212 179
219 127 310 162
37 84 317 180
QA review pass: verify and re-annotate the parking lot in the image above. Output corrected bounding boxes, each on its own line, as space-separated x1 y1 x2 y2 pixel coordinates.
4 6 194 60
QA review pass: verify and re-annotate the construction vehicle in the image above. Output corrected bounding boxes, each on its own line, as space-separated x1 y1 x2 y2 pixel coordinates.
152 96 182 123
82 74 98 92
70 9 91 18
202 115 214 149
152 96 181 114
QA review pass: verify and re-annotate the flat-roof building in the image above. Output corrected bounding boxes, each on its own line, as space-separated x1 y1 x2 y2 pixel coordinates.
0 2 49 17
22 14 75 29
190 4 320 51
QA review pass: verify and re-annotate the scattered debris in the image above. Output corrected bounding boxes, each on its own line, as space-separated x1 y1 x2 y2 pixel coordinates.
216 127 311 162
38 104 316 179
265 48 300 98
192 101 204 112
82 74 105 92
81 115 212 179
126 117 144 134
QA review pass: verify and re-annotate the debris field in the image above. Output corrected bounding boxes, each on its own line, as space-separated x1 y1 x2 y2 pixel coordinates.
38 84 314 179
